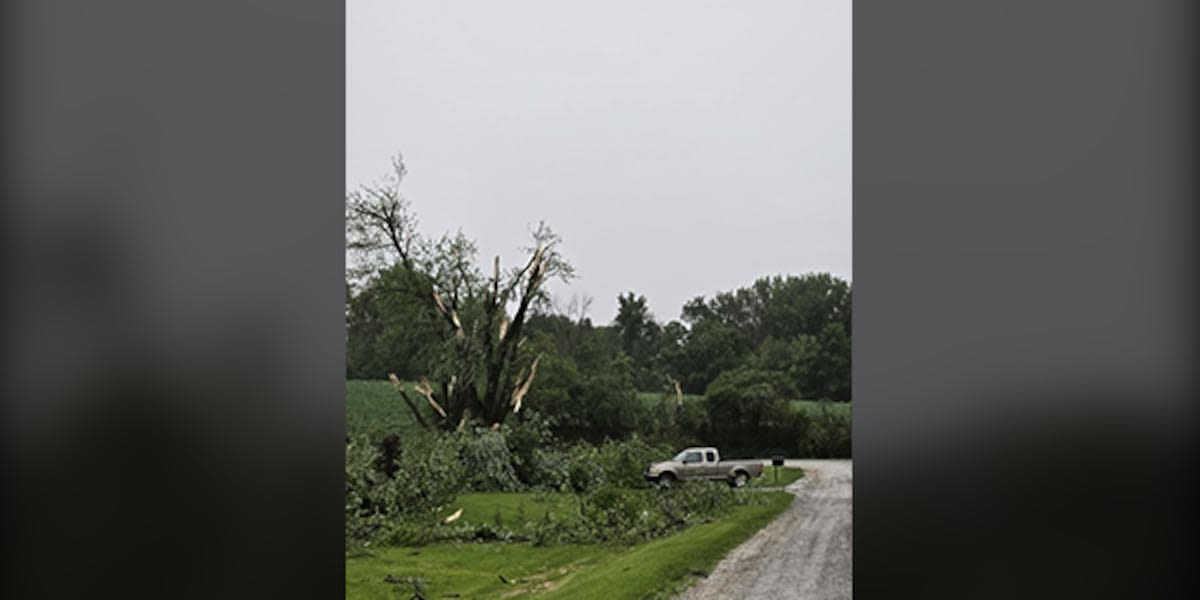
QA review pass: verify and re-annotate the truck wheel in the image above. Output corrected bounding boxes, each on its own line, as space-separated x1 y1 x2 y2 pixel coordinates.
731 472 749 488
658 472 676 488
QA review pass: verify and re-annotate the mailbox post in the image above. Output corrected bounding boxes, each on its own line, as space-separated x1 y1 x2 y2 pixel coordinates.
771 455 784 483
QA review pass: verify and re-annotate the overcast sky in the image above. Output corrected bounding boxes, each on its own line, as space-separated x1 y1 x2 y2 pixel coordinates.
347 0 850 325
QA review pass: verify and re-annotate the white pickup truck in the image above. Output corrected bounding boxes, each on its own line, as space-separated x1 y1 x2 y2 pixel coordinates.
644 446 765 488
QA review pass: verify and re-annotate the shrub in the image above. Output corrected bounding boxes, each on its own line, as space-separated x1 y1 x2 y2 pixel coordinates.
593 436 673 488
565 445 602 493
456 428 522 492
805 403 851 458
344 432 467 546
502 411 569 489
530 507 585 546
703 367 812 457
565 481 753 546
577 485 660 544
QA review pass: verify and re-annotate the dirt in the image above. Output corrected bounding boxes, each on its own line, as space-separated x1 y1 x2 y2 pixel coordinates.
673 460 852 600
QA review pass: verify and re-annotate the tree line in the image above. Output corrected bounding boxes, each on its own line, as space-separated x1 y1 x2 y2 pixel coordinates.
346 155 850 457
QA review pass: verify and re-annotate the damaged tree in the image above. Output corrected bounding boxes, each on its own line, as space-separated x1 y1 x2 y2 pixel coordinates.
347 155 574 430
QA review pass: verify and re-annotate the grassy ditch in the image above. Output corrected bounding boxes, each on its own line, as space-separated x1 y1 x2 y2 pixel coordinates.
346 491 793 600
749 466 806 488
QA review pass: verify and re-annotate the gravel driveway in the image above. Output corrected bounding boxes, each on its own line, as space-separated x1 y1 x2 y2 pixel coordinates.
674 459 852 600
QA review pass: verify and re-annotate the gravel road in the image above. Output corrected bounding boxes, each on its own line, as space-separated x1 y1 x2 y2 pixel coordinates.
674 460 852 600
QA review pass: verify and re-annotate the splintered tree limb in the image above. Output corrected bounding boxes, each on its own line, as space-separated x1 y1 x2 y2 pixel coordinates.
390 373 431 429
399 390 431 430
510 354 541 414
665 375 684 423
414 378 447 419
431 290 464 338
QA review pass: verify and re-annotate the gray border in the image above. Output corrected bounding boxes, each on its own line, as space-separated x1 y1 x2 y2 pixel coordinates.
855 0 1197 596
3 1 346 596
4 0 1196 596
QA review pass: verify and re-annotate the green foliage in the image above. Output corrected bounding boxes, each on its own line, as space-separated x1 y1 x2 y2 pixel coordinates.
576 485 661 544
557 437 672 493
346 379 422 443
672 320 752 394
530 481 756 547
805 401 852 458
501 411 571 489
613 292 663 391
346 265 443 380
592 436 673 488
668 274 852 400
704 368 793 439
347 157 577 430
703 368 811 457
749 466 806 488
456 428 523 492
345 493 794 600
345 433 467 547
810 322 852 403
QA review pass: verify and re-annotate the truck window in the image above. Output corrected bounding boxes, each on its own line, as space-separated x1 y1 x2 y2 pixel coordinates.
705 451 716 462
684 451 702 464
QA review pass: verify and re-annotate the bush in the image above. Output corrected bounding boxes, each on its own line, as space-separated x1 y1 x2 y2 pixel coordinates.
593 436 673 488
566 480 754 546
653 480 742 528
344 432 467 546
345 421 776 548
805 404 851 458
556 437 673 493
703 367 812 457
456 428 522 492
577 485 660 544
502 411 570 489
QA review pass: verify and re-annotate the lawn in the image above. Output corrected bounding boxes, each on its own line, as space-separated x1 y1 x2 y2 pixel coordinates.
436 491 582 536
749 466 805 488
346 491 793 600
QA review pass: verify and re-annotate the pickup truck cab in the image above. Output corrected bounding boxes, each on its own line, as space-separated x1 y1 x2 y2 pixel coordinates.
644 446 765 488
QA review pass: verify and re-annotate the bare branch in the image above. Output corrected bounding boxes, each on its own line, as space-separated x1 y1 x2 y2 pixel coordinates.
390 373 431 430
510 354 542 414
414 378 447 419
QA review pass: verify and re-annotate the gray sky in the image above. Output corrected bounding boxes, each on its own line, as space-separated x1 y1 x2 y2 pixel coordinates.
347 0 851 325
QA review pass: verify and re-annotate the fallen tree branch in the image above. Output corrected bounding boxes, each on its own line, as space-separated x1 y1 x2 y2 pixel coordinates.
414 378 447 419
390 373 430 430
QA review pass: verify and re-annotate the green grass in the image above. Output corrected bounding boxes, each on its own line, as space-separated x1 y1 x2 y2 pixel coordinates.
436 492 581 536
346 492 794 600
748 467 806 488
538 492 793 599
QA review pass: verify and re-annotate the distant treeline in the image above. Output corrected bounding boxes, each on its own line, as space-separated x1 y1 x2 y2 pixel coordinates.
347 270 850 457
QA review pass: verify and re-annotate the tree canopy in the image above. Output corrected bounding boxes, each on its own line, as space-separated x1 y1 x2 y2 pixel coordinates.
346 156 574 430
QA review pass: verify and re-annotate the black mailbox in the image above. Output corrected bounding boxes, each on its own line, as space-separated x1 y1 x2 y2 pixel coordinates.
771 455 785 466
